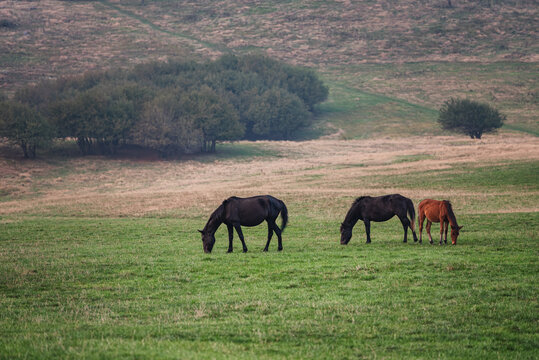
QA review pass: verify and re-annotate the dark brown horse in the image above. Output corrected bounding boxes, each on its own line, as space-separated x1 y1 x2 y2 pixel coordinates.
340 194 418 245
418 199 462 245
199 195 288 253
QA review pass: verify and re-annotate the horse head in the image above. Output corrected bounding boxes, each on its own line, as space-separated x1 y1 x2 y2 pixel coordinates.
340 223 353 245
199 229 216 253
450 225 463 245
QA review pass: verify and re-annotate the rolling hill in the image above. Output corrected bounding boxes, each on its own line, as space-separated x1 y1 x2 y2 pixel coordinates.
0 0 537 136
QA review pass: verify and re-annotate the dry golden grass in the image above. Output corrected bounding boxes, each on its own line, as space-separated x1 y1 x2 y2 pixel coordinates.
1 0 537 95
1 134 537 219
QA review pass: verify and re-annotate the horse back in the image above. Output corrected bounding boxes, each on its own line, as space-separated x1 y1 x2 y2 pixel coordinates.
223 195 272 227
359 194 402 221
419 199 446 223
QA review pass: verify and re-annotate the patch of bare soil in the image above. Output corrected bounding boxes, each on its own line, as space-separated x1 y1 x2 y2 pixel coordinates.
1 134 537 218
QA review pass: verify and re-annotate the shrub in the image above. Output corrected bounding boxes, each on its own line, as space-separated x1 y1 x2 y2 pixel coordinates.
0 101 53 158
438 98 505 139
10 55 328 156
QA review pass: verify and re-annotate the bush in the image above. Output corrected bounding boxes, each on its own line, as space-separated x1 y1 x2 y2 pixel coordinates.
0 19 17 29
438 98 505 139
0 101 53 158
244 87 310 139
132 91 203 156
10 55 328 156
49 83 143 155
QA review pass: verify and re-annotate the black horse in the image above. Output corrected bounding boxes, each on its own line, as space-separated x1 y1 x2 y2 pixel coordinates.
340 194 418 245
199 195 288 253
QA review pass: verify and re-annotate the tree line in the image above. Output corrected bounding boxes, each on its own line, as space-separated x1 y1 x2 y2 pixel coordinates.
0 55 328 158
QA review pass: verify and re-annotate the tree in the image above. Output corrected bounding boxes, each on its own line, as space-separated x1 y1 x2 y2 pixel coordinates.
50 83 142 155
131 91 203 156
245 88 310 140
7 55 328 157
438 98 505 139
281 66 329 112
0 101 53 158
187 86 244 152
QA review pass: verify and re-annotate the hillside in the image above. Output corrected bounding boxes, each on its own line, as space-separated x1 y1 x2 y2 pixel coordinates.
1 0 537 136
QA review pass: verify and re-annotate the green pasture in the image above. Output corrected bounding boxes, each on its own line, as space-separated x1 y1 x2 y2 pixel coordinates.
1 157 538 359
1 213 537 359
314 80 438 139
317 62 539 138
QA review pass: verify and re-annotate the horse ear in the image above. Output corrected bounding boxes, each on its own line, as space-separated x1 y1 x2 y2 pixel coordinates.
459 226 464 230
198 229 204 234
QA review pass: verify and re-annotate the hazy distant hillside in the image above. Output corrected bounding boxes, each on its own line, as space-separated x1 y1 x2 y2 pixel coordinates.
1 0 537 136
1 0 536 89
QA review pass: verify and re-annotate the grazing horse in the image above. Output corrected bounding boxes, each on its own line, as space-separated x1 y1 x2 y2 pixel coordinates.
340 194 418 245
418 199 463 245
199 195 288 253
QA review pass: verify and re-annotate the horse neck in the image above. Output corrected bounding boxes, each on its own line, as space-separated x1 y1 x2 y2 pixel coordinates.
343 202 362 229
204 206 224 234
444 202 458 227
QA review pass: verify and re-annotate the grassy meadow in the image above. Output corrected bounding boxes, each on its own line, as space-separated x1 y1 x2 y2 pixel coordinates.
1 0 538 358
1 135 538 359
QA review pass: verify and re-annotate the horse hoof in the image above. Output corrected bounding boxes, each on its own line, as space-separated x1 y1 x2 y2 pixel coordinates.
227 250 233 253
278 247 283 251
263 248 268 252
243 249 248 253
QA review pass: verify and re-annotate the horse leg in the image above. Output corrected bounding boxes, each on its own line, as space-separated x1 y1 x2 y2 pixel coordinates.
364 219 371 243
273 223 283 251
439 221 445 245
418 213 425 244
410 217 418 243
426 220 433 244
227 224 234 253
444 220 449 244
234 224 248 253
263 221 274 252
398 215 410 243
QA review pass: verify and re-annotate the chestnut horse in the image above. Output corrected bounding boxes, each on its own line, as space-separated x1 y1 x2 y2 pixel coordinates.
418 199 463 245
340 194 418 245
199 195 288 253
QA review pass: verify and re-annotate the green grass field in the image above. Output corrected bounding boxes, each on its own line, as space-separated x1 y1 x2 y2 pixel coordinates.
1 146 538 359
1 213 537 359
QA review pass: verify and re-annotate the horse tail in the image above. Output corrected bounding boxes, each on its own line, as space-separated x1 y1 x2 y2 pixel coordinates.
279 200 288 232
406 198 416 232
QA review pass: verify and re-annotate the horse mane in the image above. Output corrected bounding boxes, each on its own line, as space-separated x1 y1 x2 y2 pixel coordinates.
353 196 369 205
342 197 368 227
204 203 225 232
223 196 237 203
443 200 458 226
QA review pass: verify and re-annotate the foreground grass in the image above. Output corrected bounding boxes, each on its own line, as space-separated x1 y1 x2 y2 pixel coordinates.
1 138 537 358
1 212 537 359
